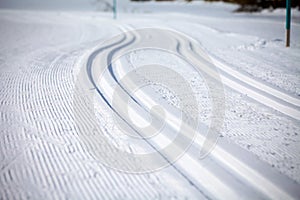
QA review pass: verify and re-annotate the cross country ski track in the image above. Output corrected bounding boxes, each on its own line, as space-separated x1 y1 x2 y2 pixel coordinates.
84 26 300 200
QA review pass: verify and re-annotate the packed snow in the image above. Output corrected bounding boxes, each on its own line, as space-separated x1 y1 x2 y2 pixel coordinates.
0 0 300 199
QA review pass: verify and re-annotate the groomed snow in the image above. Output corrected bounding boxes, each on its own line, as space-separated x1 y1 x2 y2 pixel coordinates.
0 1 300 199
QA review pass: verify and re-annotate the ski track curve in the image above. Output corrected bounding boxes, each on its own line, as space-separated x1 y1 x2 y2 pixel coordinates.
86 27 299 198
85 26 211 199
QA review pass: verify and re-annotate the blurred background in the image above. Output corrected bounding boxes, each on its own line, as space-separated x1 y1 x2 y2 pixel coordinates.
0 0 299 12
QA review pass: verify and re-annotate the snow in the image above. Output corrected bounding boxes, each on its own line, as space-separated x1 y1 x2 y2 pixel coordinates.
0 0 300 199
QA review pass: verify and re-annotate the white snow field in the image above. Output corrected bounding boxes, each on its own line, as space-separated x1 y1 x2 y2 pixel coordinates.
1 1 300 199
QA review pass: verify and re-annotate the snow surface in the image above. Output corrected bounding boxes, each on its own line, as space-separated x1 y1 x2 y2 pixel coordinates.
0 1 300 199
